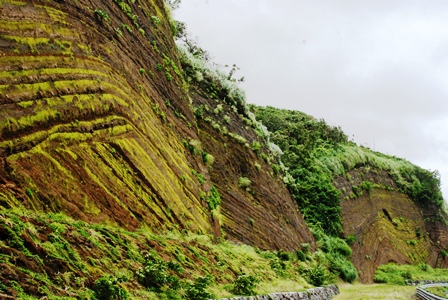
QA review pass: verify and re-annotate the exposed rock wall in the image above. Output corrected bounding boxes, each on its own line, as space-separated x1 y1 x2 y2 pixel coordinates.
0 0 314 250
336 167 448 282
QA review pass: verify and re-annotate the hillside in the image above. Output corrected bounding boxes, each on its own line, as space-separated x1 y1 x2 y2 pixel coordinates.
0 0 447 297
0 0 317 297
253 106 448 282
0 0 312 249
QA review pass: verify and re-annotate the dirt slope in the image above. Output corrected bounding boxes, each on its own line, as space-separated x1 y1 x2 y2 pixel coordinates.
0 0 313 251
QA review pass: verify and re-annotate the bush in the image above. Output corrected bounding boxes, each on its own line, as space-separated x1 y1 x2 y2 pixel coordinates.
136 253 179 291
232 273 258 296
328 253 357 283
322 236 352 258
206 186 221 210
301 243 310 254
202 152 215 166
185 276 215 300
270 256 287 277
94 9 111 22
339 262 358 283
359 181 373 195
238 177 251 188
442 249 448 258
296 250 307 262
277 251 293 261
345 234 356 245
93 276 128 300
252 141 261 153
307 263 329 286
418 262 432 272
374 264 410 285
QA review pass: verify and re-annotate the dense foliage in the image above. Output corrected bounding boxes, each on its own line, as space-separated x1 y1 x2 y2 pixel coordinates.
253 106 348 236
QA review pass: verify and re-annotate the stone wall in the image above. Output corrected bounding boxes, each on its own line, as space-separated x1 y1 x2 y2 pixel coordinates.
219 284 339 300
406 280 448 286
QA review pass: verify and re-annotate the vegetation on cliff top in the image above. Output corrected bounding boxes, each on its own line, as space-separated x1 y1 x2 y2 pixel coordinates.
254 106 444 237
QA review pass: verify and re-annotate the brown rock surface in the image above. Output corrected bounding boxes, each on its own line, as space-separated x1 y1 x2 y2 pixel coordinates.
0 0 313 251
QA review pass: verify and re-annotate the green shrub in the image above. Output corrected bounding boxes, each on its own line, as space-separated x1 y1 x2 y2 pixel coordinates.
151 15 161 25
93 276 128 300
374 264 410 285
238 177 251 188
306 263 329 286
339 262 358 283
193 105 205 119
252 141 261 153
415 227 421 238
269 257 287 277
136 254 179 292
213 104 223 114
328 253 357 283
296 250 306 262
185 276 215 300
121 23 132 33
202 152 215 166
277 251 293 261
359 181 373 195
418 262 432 272
322 236 352 258
94 9 111 22
351 185 361 197
301 243 310 254
232 273 258 296
206 186 221 210
167 260 184 274
345 234 356 245
271 164 280 175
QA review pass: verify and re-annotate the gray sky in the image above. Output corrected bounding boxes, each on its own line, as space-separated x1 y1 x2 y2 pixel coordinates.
175 0 448 200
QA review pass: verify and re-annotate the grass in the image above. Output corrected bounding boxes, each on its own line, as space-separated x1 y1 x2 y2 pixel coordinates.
426 286 448 297
0 208 319 299
0 206 369 299
374 263 448 285
334 284 417 300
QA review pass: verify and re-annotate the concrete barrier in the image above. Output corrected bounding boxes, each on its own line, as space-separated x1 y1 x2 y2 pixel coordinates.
219 284 339 300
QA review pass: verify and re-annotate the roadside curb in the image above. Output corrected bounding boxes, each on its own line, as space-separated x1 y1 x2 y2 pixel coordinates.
219 284 339 300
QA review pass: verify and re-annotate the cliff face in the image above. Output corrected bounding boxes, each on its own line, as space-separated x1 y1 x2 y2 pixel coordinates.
1 0 448 291
254 106 448 284
336 167 448 282
0 0 313 250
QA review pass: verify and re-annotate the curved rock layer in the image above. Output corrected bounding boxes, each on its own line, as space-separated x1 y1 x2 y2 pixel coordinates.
337 168 448 282
0 0 313 250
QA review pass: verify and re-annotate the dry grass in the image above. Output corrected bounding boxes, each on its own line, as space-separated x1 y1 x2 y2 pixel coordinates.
334 284 418 300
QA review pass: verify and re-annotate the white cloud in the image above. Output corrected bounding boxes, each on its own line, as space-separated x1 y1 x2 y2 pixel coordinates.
175 0 448 199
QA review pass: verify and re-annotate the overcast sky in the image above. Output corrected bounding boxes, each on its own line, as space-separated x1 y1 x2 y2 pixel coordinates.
175 0 448 200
